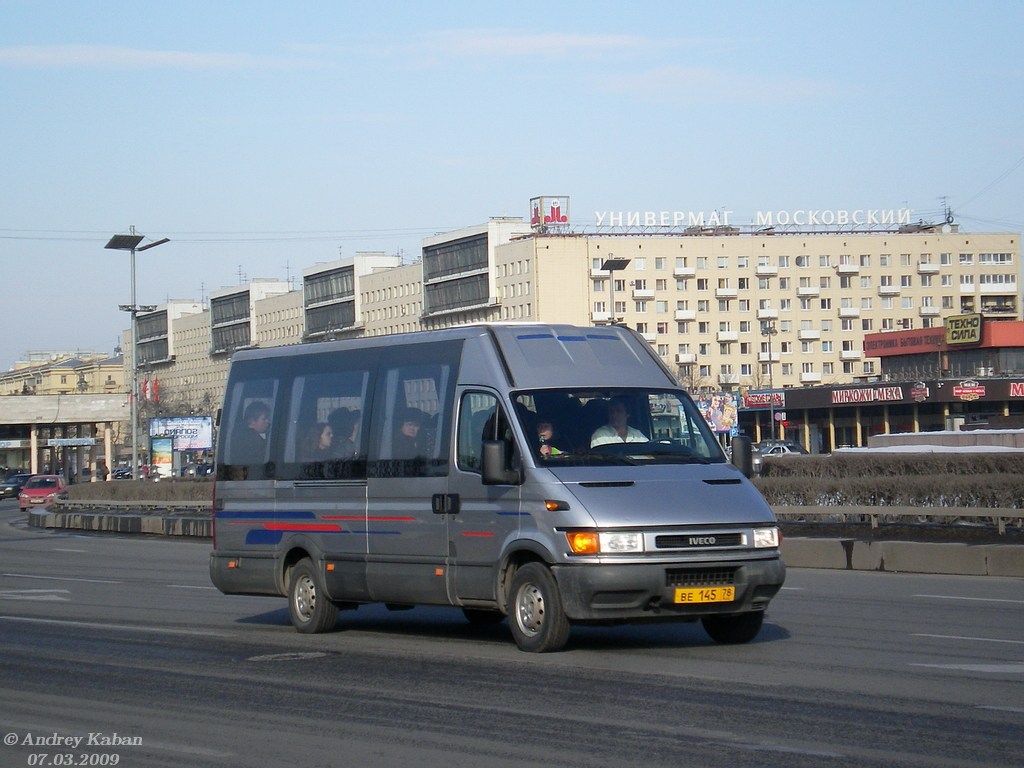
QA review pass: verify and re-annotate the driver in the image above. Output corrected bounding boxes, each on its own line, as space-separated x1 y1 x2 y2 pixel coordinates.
590 396 647 447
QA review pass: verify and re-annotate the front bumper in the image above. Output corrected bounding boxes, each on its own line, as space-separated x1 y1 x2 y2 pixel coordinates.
552 556 785 622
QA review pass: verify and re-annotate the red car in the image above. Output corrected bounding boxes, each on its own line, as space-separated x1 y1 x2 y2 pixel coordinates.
18 474 67 511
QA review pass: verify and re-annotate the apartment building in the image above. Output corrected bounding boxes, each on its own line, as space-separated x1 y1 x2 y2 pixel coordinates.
117 214 1019 450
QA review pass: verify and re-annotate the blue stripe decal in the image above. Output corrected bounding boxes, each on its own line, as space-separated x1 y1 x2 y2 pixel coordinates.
515 333 555 340
246 530 284 545
556 335 586 342
218 510 316 520
585 334 619 340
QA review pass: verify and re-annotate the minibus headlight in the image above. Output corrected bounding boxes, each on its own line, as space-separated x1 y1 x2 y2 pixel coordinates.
753 527 780 548
565 531 645 555
600 531 644 553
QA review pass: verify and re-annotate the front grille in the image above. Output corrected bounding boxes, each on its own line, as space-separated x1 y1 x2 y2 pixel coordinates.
665 567 737 588
655 532 744 549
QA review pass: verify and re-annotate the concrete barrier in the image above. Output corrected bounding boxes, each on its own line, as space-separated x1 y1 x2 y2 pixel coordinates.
779 537 1024 577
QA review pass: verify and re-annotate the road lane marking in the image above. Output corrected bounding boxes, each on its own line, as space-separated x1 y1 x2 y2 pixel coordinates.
167 584 219 590
248 652 328 662
0 615 232 637
2 572 121 584
979 705 1024 713
912 662 1024 674
0 589 70 601
913 633 1024 646
53 548 87 553
915 593 1024 605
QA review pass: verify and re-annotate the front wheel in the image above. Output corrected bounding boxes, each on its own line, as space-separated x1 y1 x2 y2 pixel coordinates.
701 611 764 644
288 558 338 634
508 563 571 653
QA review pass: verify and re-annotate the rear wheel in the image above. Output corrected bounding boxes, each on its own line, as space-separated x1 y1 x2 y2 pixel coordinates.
701 611 764 644
288 558 338 634
508 563 571 653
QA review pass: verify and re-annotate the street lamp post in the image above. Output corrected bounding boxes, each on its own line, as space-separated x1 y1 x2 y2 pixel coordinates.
760 321 778 440
106 228 169 480
601 256 631 325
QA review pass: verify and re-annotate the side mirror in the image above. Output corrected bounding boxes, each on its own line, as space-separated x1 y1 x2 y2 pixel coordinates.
731 436 753 478
481 440 520 485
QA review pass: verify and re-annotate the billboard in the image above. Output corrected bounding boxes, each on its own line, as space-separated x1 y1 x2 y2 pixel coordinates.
148 417 214 451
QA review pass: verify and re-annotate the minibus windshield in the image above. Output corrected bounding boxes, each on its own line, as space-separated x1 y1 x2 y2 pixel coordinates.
512 389 727 466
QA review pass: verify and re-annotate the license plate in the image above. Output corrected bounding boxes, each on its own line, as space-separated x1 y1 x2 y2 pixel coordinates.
674 586 735 604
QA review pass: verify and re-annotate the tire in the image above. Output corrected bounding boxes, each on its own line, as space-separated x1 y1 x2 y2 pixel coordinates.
288 558 338 634
701 610 764 644
462 608 505 626
507 563 571 653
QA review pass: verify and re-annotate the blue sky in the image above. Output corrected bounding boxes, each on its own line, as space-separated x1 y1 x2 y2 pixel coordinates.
2 0 1022 371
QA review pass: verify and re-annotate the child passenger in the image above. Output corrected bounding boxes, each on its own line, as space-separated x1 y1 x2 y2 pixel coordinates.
536 417 565 458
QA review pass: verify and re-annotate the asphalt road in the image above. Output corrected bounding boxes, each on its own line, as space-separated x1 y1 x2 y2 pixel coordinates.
0 500 1022 768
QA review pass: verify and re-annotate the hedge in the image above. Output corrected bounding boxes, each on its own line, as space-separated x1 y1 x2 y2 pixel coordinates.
755 453 1024 508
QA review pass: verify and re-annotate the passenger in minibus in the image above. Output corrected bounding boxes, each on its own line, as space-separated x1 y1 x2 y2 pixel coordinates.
393 408 425 459
590 396 647 447
536 416 566 458
300 422 333 461
328 408 360 458
232 401 272 463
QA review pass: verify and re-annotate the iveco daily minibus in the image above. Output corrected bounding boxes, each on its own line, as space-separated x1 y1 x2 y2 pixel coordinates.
210 324 785 652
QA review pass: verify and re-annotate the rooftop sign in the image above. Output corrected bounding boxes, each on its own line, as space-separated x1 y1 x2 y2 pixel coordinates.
594 207 913 230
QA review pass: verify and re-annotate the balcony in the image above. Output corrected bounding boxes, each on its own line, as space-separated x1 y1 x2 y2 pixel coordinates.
797 329 821 341
757 352 780 363
590 267 610 277
675 353 697 364
797 286 820 297
878 285 900 296
917 263 940 274
673 266 696 278
839 306 860 318
918 306 941 317
715 287 738 299
756 308 778 321
632 288 655 300
836 263 860 275
640 332 658 344
840 349 862 361
716 331 739 343
755 265 778 277
979 282 1017 294
591 311 611 323
800 371 822 384
674 309 696 321
718 373 741 385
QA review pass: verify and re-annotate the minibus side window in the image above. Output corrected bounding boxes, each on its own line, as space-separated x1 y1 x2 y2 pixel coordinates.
282 369 370 480
219 378 278 480
370 361 454 478
457 392 501 473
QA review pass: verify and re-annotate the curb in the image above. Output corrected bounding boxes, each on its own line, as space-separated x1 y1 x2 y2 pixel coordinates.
28 508 1024 578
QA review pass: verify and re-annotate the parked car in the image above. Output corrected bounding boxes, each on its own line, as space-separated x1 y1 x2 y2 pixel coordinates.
18 475 68 511
0 473 33 499
757 440 808 456
112 466 133 479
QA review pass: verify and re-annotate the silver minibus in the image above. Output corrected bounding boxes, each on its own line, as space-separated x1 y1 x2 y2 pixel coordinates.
210 324 785 652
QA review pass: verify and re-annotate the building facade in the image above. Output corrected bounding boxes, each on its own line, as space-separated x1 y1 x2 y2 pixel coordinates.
122 212 1023 456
